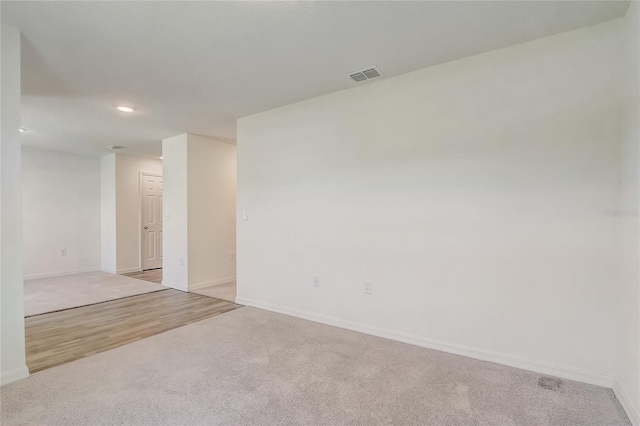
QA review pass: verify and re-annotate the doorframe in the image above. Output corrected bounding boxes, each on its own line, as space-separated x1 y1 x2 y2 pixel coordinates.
139 172 163 272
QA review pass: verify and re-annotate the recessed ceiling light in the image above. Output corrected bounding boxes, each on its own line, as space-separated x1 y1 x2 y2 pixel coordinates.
19 128 25 132
105 145 127 150
116 106 134 113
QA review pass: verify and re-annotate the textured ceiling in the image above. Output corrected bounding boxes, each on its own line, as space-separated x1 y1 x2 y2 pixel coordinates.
1 1 630 158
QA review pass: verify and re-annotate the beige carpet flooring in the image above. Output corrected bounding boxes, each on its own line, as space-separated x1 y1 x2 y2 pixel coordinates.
1 307 631 425
24 271 164 317
191 280 236 302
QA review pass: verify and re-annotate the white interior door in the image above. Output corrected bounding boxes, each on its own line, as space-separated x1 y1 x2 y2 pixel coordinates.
141 173 163 270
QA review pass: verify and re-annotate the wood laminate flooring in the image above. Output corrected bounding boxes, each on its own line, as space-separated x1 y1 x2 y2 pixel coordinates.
26 289 242 373
122 268 163 284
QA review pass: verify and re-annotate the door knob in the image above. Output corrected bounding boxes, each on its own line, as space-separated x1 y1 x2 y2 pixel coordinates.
144 226 149 229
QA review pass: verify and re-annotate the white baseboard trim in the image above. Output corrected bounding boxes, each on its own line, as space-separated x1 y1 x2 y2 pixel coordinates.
100 268 116 274
24 268 99 280
1 366 29 386
162 279 188 292
613 377 640 425
236 297 613 388
117 267 142 274
189 276 236 291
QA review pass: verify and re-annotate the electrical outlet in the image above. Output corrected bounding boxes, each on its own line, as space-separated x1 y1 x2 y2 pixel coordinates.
242 210 248 221
179 257 184 266
313 276 320 287
61 249 67 256
363 281 372 295
230 252 236 261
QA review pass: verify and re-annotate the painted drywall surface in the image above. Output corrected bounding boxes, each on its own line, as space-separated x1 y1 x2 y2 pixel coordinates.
162 134 237 290
187 134 236 288
114 154 162 273
614 2 640 423
238 20 624 381
1 24 28 385
162 135 189 290
100 154 116 273
22 147 101 279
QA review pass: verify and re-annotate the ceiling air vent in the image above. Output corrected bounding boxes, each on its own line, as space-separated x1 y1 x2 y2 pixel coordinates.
349 72 368 82
362 68 380 79
105 145 126 150
348 66 383 83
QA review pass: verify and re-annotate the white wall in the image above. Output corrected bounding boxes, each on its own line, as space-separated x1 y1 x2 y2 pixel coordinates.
187 134 236 288
1 24 28 386
22 147 101 279
162 134 189 290
614 3 640 424
162 133 236 291
237 19 625 387
115 154 162 273
22 149 157 279
100 154 116 273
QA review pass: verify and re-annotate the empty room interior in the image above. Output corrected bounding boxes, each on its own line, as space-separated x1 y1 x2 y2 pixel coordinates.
0 1 639 425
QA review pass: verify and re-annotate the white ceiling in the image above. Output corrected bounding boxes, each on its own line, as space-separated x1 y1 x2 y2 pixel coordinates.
1 1 630 158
